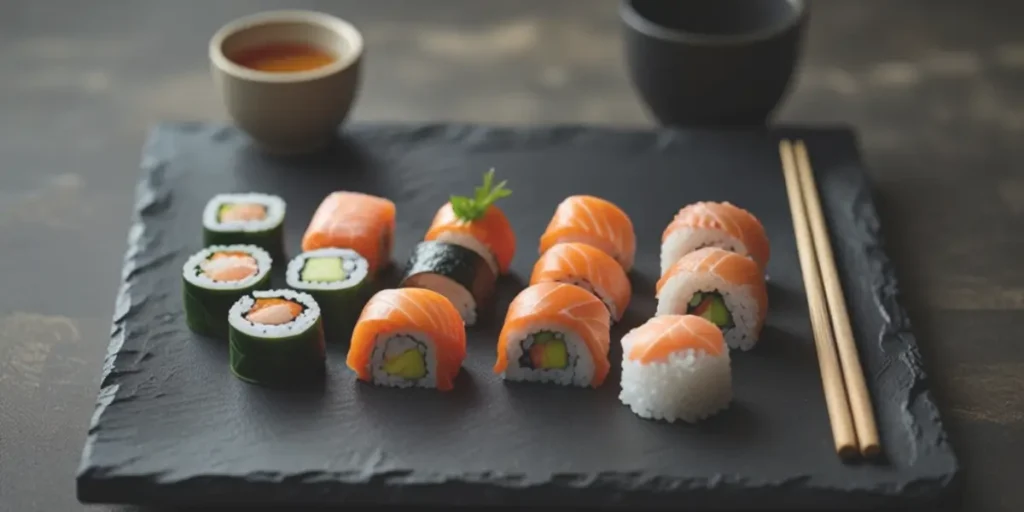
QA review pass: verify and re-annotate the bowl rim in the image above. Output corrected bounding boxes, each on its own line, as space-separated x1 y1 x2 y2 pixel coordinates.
619 0 807 46
209 9 364 83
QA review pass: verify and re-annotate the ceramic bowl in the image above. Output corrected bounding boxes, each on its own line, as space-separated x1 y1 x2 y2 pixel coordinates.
209 10 364 154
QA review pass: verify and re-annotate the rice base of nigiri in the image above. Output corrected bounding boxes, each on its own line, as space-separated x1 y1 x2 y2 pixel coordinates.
661 228 749 276
368 330 440 389
656 273 762 350
619 347 732 423
499 322 594 387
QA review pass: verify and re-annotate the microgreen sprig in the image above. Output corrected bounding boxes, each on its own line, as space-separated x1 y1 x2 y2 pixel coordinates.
450 168 512 221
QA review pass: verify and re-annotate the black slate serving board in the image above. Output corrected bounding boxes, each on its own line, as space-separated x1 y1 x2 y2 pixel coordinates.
76 122 958 509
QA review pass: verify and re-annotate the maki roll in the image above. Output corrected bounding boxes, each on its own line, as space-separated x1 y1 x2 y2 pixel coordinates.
661 201 770 274
424 169 516 276
656 247 768 351
182 244 272 338
286 248 371 337
400 241 496 326
539 195 636 272
346 288 467 391
202 193 286 257
228 289 326 387
301 191 396 276
494 282 611 388
619 315 732 423
529 242 631 323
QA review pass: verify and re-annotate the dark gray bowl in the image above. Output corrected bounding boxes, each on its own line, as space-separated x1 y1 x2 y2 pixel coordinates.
621 0 809 127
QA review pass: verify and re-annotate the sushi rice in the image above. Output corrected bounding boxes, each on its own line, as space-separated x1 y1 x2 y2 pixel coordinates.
229 289 321 339
368 329 440 389
203 192 286 234
619 348 732 423
656 272 761 351
500 321 594 387
182 244 272 290
660 228 748 276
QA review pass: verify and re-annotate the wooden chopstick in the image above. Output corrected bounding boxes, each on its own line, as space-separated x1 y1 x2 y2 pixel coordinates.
779 139 858 460
792 141 881 458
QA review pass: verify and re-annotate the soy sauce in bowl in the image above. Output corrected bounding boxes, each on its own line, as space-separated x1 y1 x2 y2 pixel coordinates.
229 42 337 73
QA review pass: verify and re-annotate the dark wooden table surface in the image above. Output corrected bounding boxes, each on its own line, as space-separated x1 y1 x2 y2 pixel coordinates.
1 1 1021 510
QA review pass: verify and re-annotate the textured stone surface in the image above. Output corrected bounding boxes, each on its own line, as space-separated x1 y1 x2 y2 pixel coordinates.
75 122 957 509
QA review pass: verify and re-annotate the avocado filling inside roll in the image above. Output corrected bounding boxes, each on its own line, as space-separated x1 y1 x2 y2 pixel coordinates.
519 331 569 370
218 202 268 223
246 298 303 325
300 257 348 283
687 292 734 330
382 336 428 380
200 251 259 282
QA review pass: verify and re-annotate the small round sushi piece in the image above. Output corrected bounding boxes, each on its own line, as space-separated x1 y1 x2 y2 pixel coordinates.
182 244 273 339
619 315 732 423
400 241 496 326
529 242 631 323
202 193 286 258
656 247 768 351
228 289 326 387
286 248 371 338
346 288 467 391
539 195 636 272
301 191 396 277
494 282 612 388
661 201 770 274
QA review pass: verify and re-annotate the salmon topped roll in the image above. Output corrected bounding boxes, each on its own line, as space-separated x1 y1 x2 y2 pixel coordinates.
346 288 467 391
424 169 516 276
656 247 768 351
661 201 770 274
494 282 612 388
619 315 732 423
539 195 636 272
529 242 632 323
301 191 396 276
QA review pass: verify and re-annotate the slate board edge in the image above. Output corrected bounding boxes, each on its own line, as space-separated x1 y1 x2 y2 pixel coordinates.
75 122 959 508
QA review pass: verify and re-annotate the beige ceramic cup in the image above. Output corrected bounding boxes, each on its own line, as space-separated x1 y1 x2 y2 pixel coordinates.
209 10 364 154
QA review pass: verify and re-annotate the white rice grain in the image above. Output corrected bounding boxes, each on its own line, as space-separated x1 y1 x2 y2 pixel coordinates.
619 348 732 423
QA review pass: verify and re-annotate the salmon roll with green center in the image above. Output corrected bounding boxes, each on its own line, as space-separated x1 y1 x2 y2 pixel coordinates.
619 315 732 423
182 244 273 338
494 282 612 388
661 201 770 274
228 289 326 387
656 247 768 351
539 195 636 272
286 248 371 338
202 193 286 258
529 242 631 323
346 288 467 391
301 191 396 277
424 169 516 276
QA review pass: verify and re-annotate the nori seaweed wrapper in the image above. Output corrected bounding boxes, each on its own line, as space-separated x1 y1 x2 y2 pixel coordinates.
400 241 496 305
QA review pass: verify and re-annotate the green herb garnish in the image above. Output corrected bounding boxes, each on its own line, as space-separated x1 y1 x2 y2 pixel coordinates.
449 168 512 221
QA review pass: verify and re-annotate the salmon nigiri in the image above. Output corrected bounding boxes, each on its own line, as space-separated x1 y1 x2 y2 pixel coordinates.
619 315 732 423
346 288 467 391
529 242 631 323
661 201 770 274
425 169 516 276
494 282 611 388
301 191 396 276
539 195 636 272
656 247 767 350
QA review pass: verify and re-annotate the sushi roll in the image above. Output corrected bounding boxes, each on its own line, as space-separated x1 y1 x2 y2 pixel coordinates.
424 169 516 276
539 195 636 272
228 289 326 387
399 241 496 326
529 242 632 323
285 248 371 338
301 191 396 276
494 282 611 388
656 247 768 351
182 244 273 338
202 193 286 258
346 288 467 391
661 201 770 274
619 315 732 423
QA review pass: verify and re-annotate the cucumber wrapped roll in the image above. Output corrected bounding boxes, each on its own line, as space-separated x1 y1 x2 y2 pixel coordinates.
202 192 286 258
228 289 326 387
285 248 371 340
182 244 273 339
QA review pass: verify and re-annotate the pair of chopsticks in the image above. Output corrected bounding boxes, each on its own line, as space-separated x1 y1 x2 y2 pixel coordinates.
779 140 880 460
